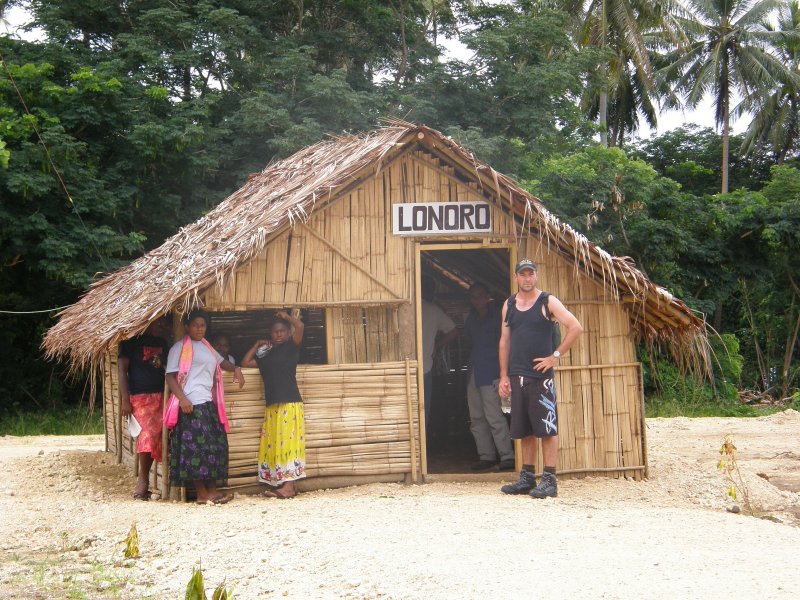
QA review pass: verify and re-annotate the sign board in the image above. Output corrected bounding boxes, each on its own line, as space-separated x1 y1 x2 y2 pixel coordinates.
392 202 492 236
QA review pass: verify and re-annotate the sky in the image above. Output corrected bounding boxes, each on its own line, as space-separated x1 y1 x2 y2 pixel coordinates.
438 34 747 140
2 4 745 140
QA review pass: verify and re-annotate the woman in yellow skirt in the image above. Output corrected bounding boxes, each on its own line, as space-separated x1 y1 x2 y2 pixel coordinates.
242 310 305 498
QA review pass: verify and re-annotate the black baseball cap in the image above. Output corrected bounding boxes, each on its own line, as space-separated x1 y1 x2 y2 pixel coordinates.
514 258 537 273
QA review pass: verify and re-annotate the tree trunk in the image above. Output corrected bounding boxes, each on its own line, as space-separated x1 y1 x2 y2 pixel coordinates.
392 0 409 84
721 99 730 193
781 292 800 400
599 88 608 146
599 1 608 147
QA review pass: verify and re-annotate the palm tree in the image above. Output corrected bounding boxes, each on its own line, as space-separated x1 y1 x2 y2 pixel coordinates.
740 1 800 163
658 0 800 192
582 33 660 145
556 0 685 145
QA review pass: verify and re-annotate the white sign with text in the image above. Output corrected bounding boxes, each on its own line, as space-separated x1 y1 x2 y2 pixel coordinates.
392 202 492 236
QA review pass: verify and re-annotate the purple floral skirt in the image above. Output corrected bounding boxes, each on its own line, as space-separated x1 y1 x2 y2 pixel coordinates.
169 401 228 484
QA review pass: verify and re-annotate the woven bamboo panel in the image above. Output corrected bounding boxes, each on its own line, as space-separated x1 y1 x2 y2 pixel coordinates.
225 362 420 482
515 236 644 478
326 307 402 364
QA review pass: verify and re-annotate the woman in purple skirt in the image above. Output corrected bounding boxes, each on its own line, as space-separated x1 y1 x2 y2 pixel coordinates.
165 309 244 504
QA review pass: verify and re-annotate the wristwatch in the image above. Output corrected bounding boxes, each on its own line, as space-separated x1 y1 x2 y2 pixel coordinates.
553 350 561 359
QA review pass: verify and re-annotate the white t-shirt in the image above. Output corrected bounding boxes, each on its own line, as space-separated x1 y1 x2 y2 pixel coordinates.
421 299 456 374
166 340 223 405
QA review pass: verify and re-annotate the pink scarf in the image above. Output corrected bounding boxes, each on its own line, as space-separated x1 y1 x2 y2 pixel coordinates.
163 336 230 432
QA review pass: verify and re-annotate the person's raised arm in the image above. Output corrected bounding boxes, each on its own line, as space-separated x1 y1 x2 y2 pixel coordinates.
277 310 305 345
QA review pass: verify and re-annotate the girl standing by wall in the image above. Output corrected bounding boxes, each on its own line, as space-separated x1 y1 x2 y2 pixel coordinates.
241 310 305 499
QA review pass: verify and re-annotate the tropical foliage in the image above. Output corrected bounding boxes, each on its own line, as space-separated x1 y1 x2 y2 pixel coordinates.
0 0 798 415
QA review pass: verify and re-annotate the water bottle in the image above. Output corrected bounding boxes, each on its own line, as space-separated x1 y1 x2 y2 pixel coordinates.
495 379 511 414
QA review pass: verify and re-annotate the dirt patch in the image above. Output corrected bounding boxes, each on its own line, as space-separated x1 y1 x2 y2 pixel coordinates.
1 413 800 599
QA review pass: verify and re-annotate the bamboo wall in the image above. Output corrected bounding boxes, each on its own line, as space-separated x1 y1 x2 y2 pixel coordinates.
103 357 420 491
102 146 645 486
225 361 420 487
517 239 645 478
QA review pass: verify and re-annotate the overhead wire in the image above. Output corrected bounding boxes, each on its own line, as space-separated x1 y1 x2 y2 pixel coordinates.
0 51 108 271
0 305 73 314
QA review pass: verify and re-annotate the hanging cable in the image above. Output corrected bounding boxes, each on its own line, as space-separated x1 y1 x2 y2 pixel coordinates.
0 304 74 314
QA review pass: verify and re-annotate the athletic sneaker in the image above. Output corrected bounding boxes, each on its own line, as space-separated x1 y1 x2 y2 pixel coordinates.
500 470 536 494
530 471 557 498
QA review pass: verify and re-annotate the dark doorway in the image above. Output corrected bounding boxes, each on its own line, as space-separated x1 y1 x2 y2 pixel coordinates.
421 247 511 474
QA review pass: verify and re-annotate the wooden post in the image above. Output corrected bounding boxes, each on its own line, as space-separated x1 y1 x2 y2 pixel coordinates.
398 303 414 358
508 244 522 473
103 355 109 453
325 308 335 364
638 363 649 479
161 380 170 499
404 358 418 483
413 243 428 477
115 384 123 465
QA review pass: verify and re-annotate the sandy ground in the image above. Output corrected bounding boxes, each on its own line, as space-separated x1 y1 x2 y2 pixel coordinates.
1 412 800 600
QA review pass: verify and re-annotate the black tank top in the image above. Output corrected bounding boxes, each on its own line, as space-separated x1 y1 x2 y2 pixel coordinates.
507 292 555 379
255 339 302 405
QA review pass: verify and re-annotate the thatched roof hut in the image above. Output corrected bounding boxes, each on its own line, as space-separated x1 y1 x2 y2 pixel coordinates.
44 122 707 496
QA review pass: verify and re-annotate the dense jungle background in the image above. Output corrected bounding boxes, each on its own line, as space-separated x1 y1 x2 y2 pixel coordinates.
1 0 798 430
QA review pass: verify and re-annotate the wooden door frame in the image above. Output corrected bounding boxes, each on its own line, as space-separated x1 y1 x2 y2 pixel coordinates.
414 240 517 479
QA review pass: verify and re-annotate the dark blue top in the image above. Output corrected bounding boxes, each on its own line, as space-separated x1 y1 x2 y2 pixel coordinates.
507 293 555 379
465 302 502 387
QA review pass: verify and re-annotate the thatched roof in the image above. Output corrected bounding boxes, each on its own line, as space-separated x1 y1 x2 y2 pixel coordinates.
43 121 708 372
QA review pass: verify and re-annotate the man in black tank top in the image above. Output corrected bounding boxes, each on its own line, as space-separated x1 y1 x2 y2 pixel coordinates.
498 259 583 498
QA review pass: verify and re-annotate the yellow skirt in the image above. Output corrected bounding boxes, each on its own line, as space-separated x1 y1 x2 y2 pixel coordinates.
257 402 306 487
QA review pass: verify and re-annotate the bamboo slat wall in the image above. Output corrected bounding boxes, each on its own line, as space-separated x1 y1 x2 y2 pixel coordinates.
103 358 421 489
203 151 516 310
102 147 645 485
326 307 402 364
211 361 420 487
518 238 644 479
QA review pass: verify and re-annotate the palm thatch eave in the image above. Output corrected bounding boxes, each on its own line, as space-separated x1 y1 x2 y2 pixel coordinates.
42 121 708 374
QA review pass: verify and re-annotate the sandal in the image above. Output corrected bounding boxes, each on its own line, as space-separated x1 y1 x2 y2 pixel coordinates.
196 493 233 505
132 490 151 501
209 493 233 505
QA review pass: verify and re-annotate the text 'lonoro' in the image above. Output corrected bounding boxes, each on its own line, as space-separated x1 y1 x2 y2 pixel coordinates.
392 202 492 235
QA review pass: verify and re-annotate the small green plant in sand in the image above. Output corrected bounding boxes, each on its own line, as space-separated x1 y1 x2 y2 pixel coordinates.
124 522 139 559
717 434 753 515
186 563 234 600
